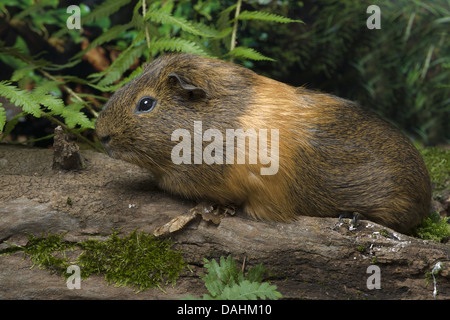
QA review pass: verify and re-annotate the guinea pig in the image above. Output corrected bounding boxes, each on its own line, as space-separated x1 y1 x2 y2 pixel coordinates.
95 53 431 233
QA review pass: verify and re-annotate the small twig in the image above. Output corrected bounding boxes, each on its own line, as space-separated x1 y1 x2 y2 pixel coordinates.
142 0 151 49
230 0 242 63
40 69 99 118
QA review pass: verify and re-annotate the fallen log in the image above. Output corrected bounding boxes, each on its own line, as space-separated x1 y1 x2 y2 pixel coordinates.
0 144 448 299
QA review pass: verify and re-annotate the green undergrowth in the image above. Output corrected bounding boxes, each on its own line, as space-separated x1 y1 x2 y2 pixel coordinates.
184 255 282 300
413 146 450 243
0 230 186 292
0 231 282 299
419 146 450 196
413 211 450 243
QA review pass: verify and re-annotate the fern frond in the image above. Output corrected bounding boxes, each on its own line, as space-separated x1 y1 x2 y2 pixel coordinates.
76 23 134 58
186 255 282 300
201 256 238 297
30 81 65 115
32 80 62 97
0 81 41 117
0 46 49 69
103 66 144 91
146 9 219 38
217 280 282 300
11 65 39 82
237 10 303 24
83 0 131 25
38 93 65 115
218 4 237 27
0 111 25 142
0 105 5 132
62 102 95 129
246 263 266 283
95 36 146 87
13 1 54 20
227 47 275 61
44 58 82 71
151 37 208 56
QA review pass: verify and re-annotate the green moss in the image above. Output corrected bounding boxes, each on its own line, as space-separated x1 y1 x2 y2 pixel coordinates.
412 211 450 243
412 146 450 242
379 229 389 238
0 230 186 292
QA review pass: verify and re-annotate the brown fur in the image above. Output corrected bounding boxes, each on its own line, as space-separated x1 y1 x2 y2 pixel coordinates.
95 53 431 233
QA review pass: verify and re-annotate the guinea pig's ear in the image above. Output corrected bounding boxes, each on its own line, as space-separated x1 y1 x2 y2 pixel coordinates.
168 73 206 99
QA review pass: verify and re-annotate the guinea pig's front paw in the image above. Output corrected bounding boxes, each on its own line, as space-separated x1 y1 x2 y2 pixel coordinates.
194 202 236 225
152 202 236 237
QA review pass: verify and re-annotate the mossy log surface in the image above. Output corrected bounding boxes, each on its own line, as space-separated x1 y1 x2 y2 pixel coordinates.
0 144 448 299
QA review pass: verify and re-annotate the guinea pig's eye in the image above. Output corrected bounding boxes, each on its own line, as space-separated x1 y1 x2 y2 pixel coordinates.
135 97 157 114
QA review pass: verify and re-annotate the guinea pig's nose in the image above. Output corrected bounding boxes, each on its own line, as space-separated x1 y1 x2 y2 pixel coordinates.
99 135 111 145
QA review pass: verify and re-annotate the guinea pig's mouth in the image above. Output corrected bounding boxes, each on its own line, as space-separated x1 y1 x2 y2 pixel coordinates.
101 143 143 165
102 145 114 158
97 135 126 160
103 145 131 162
98 135 114 157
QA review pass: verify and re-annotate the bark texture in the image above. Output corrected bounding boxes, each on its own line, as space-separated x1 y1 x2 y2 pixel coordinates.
0 145 448 299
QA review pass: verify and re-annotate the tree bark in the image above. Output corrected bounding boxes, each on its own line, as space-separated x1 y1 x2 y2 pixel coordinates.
0 144 448 299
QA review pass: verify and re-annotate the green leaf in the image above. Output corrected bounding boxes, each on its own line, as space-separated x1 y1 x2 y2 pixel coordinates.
31 80 62 97
13 1 56 20
107 66 144 90
433 17 450 24
83 0 130 25
0 46 49 69
0 111 25 142
11 65 38 82
201 256 239 297
197 255 282 300
62 102 94 129
227 47 275 61
146 9 219 38
94 36 146 87
217 4 237 28
247 263 266 283
237 11 303 24
44 58 82 71
36 93 65 115
217 280 282 300
74 23 134 60
0 104 5 132
0 81 41 117
151 37 208 56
